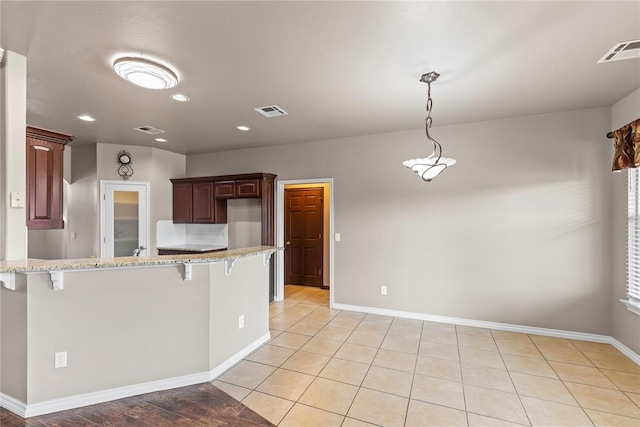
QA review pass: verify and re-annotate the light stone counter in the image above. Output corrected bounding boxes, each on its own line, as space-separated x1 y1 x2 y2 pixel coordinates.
0 246 278 273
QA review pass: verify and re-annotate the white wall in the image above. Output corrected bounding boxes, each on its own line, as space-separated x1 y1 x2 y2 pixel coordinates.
66 144 99 258
0 50 27 261
188 107 614 335
611 87 640 355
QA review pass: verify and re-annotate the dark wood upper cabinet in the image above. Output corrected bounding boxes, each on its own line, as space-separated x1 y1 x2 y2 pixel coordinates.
236 179 261 198
26 126 74 230
192 182 215 223
170 173 276 245
172 183 193 223
214 181 236 199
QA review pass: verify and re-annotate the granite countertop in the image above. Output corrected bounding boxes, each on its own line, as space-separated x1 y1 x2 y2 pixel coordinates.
156 244 228 252
0 246 280 273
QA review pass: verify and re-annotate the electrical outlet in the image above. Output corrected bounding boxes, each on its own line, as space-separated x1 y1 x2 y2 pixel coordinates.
238 315 245 329
55 351 67 368
381 286 387 295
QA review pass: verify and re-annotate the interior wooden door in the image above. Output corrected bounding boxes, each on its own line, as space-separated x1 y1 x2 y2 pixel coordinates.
285 187 324 287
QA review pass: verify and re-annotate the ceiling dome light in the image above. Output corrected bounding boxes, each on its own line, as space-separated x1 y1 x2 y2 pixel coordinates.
236 125 251 131
113 57 178 90
170 93 190 102
77 114 96 122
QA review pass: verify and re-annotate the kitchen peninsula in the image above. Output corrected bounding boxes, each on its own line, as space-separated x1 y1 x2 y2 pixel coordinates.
0 246 278 418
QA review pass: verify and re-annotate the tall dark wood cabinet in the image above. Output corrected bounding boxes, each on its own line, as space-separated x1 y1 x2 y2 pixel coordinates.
26 126 74 230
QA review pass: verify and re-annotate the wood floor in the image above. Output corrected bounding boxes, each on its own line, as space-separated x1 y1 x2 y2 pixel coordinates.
0 383 274 426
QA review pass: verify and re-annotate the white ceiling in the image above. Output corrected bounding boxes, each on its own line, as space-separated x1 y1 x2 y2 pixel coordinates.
1 1 639 155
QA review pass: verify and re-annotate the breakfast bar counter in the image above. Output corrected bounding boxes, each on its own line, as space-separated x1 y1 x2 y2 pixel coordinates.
0 247 279 418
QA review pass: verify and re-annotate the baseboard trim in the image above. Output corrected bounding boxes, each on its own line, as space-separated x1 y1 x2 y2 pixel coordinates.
610 338 640 365
333 303 640 364
0 393 27 418
0 332 271 419
208 331 271 381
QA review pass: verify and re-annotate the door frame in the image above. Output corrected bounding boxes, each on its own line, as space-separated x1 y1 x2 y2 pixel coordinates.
99 180 150 258
276 178 334 306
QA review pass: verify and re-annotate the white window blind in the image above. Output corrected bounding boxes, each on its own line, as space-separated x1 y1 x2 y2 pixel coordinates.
626 168 640 315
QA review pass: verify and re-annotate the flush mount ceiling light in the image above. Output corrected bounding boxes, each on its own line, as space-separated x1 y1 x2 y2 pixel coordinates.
403 71 456 182
236 125 251 131
170 93 190 102
77 114 96 122
113 57 178 90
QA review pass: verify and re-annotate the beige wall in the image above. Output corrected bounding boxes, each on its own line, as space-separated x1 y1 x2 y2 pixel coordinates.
188 107 614 335
611 87 640 355
0 275 28 402
1 50 27 261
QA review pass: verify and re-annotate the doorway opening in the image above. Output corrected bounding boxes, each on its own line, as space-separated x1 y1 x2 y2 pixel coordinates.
276 179 334 307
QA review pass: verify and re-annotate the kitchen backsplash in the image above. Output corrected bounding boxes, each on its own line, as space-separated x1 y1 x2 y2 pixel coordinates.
156 220 228 247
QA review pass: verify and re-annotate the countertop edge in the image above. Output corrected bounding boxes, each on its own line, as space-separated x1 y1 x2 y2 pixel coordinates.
0 246 281 273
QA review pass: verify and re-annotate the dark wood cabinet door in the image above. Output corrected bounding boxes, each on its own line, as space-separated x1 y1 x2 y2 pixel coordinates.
215 181 236 199
192 182 215 223
26 126 73 230
172 183 193 223
285 188 324 287
236 179 261 198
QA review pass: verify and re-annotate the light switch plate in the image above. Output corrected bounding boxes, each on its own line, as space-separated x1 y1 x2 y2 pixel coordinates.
335 233 341 242
10 191 24 208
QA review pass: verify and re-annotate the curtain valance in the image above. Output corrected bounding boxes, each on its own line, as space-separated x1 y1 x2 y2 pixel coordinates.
612 118 640 171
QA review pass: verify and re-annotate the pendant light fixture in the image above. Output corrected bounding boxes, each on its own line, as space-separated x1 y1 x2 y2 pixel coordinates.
403 71 456 181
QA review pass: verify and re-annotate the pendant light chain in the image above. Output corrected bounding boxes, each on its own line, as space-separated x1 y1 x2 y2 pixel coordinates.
424 78 443 164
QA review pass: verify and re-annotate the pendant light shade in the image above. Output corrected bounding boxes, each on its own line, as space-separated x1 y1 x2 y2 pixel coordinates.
403 71 455 182
113 57 178 90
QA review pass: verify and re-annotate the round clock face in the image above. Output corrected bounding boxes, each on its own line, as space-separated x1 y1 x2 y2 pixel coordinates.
119 154 131 164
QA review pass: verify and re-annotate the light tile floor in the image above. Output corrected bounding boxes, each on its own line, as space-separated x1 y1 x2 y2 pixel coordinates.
214 286 640 426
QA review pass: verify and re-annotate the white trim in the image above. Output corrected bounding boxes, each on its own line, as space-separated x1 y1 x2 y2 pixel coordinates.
0 393 27 418
208 331 271 380
610 338 640 365
620 299 640 316
276 178 335 306
333 303 640 365
0 332 271 418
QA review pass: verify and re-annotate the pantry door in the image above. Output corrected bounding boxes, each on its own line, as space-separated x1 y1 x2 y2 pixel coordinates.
100 181 150 257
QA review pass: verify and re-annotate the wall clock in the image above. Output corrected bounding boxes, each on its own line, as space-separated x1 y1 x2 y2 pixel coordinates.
117 150 134 180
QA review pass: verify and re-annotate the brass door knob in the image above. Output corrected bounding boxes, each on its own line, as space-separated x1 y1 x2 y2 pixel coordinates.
286 241 291 245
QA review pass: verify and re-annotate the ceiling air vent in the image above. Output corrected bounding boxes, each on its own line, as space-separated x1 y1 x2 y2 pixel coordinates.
254 105 288 118
134 125 165 135
598 39 640 63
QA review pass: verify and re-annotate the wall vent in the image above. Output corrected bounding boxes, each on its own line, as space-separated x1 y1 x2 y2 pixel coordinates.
598 39 640 63
254 105 288 118
134 125 165 135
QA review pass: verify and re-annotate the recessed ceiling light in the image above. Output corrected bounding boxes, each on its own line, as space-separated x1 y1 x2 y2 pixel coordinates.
236 125 251 131
113 57 178 90
155 138 168 142
77 115 96 122
170 93 190 102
